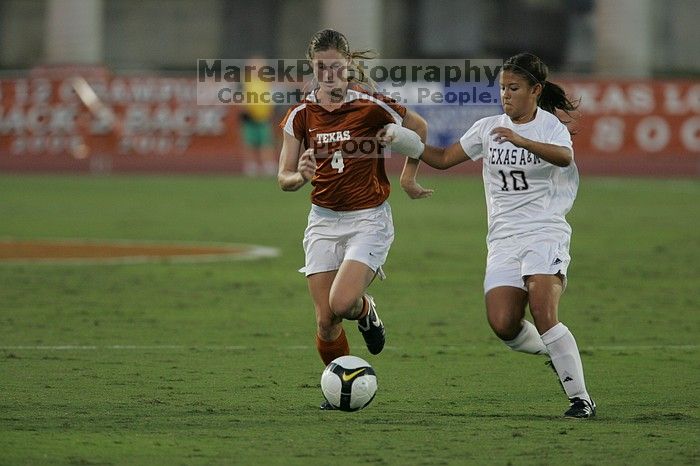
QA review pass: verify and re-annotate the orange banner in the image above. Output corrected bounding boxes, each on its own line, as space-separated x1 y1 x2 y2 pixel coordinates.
1 70 698 176
417 79 700 177
562 79 699 157
0 66 243 172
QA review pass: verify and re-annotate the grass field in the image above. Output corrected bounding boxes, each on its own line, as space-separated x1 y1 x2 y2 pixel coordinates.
1 174 698 465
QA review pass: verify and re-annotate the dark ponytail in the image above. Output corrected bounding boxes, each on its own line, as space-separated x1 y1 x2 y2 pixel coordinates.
540 80 579 117
503 52 579 126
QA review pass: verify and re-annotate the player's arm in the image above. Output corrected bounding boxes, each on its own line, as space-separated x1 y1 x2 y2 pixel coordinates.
402 109 427 141
419 142 471 169
278 131 315 191
490 127 572 167
379 124 470 170
399 110 434 199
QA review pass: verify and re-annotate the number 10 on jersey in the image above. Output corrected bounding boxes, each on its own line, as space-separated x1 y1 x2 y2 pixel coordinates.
498 170 529 191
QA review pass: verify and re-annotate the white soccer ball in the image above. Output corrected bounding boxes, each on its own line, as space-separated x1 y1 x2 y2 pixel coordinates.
320 355 377 412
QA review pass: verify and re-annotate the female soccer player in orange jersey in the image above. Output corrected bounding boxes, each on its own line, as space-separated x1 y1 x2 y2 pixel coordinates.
278 29 430 409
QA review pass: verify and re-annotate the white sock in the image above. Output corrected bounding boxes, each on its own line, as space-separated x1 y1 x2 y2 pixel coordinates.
541 322 591 402
503 320 548 355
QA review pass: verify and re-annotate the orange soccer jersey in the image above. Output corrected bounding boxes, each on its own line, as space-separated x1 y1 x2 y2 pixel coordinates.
280 86 407 211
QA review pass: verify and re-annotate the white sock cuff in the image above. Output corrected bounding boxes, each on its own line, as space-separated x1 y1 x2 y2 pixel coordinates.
540 322 569 346
505 320 535 346
503 320 548 355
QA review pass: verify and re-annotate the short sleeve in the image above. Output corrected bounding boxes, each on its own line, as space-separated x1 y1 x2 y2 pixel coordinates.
459 118 487 161
548 121 573 151
279 105 306 140
368 91 406 125
375 93 407 121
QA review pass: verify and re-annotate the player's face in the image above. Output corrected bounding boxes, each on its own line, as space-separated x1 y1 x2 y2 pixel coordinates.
499 70 541 123
312 49 349 98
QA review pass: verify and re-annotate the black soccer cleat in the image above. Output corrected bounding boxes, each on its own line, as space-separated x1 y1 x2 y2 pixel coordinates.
319 399 336 410
564 397 596 419
357 295 385 355
545 360 566 395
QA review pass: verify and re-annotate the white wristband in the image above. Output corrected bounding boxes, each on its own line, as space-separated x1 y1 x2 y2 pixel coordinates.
384 123 424 160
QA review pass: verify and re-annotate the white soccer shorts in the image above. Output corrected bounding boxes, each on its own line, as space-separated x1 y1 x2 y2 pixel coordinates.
483 232 571 293
299 202 394 277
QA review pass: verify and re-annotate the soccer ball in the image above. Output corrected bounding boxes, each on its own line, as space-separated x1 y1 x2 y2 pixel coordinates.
320 355 377 412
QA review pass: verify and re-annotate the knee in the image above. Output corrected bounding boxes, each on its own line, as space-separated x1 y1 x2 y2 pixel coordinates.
487 312 521 341
329 294 361 319
316 314 340 340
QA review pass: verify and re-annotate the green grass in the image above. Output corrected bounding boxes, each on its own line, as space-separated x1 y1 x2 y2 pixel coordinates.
0 174 698 465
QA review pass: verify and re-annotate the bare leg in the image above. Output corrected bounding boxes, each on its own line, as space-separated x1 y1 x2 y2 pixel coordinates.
329 260 376 320
307 270 341 341
485 286 528 340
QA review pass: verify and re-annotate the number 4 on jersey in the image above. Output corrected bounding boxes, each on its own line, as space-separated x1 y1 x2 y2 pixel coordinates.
331 150 345 173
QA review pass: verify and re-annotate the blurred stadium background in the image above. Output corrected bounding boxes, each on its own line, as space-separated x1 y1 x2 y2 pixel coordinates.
0 0 698 176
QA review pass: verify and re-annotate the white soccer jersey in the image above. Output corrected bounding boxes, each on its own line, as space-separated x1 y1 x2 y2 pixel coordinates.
460 107 579 242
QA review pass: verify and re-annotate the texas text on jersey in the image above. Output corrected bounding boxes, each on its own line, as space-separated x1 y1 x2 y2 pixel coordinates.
460 107 579 242
280 86 407 211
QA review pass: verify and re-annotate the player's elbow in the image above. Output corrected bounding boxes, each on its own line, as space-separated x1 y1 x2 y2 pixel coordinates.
428 159 451 170
278 174 297 191
555 149 573 167
441 160 464 170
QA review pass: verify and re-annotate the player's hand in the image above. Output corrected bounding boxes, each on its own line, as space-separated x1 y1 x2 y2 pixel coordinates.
401 179 434 199
377 124 424 160
376 126 393 147
490 127 527 147
298 149 316 181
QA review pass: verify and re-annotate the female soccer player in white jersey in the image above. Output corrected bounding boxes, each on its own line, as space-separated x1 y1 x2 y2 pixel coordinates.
383 52 595 418
277 29 431 409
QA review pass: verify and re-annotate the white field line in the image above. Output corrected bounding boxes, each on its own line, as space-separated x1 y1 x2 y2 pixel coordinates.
0 344 696 351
